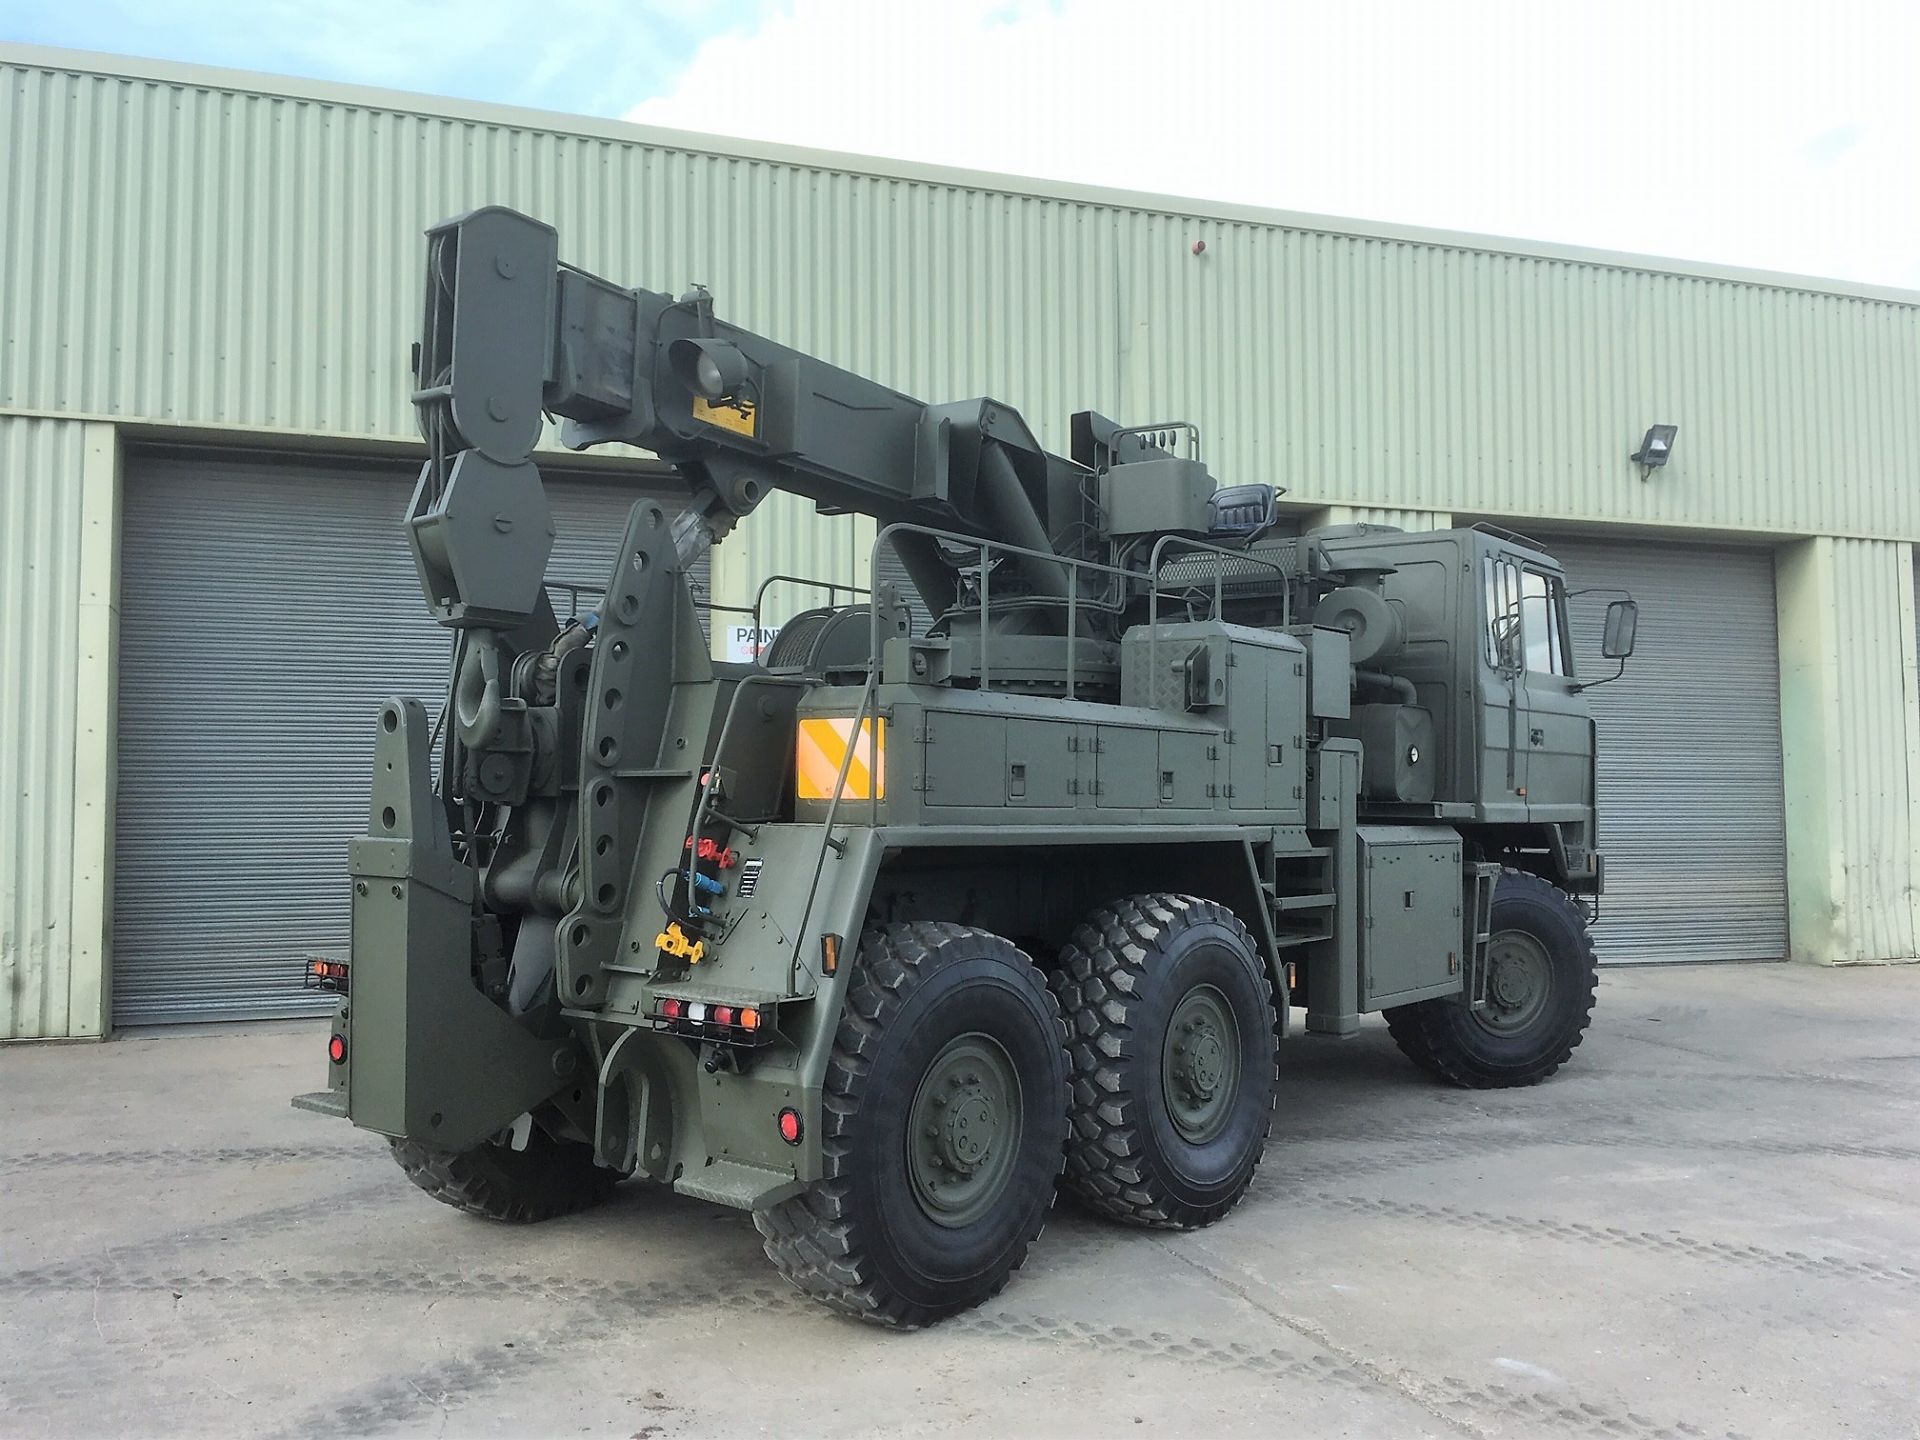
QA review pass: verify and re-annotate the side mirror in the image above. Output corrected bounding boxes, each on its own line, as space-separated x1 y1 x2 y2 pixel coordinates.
1602 598 1638 659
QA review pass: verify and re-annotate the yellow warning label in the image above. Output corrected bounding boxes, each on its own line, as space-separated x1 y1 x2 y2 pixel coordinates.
691 395 757 438
796 716 886 802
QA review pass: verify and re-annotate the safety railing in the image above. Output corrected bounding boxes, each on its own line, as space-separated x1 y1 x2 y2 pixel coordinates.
1101 421 1202 466
865 521 1289 702
545 573 745 635
750 573 872 648
1144 534 1290 684
686 521 1293 986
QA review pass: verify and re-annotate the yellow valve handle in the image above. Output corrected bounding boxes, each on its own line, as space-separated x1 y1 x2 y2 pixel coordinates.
655 922 705 965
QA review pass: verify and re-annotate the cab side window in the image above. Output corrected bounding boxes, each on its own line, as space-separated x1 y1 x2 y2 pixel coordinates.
1485 556 1570 676
1520 568 1570 675
1484 556 1523 670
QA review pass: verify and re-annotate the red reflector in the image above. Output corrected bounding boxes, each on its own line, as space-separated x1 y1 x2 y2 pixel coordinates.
328 1034 347 1064
777 1108 802 1145
659 998 684 1020
712 1005 735 1026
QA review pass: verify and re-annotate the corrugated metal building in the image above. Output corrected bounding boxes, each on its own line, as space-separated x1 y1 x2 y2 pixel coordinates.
4 44 1917 1038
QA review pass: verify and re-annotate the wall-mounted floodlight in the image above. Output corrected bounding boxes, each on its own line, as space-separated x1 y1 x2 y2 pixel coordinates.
1631 424 1678 479
669 337 750 403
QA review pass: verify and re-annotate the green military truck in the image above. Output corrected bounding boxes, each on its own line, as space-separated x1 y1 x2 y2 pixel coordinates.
296 206 1638 1326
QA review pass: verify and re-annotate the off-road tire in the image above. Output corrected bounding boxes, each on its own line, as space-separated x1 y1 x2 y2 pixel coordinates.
1050 894 1278 1229
388 1128 618 1223
1383 1006 1442 1078
754 923 1068 1328
1384 868 1598 1088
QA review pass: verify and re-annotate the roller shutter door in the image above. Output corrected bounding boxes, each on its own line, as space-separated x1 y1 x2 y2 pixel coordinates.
112 449 703 1025
1549 536 1788 963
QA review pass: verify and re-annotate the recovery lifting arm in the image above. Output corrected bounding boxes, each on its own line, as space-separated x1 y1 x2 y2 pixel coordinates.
407 206 1091 632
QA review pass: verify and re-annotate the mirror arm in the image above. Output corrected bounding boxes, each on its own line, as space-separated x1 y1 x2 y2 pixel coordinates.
1570 658 1628 693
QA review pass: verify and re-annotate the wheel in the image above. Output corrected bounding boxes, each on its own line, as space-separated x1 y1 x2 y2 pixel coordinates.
754 923 1068 1327
388 1126 619 1222
1383 1005 1442 1078
1049 894 1278 1230
1385 868 1598 1088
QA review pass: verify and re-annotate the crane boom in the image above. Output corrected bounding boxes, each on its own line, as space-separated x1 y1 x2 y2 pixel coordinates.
407 205 1095 630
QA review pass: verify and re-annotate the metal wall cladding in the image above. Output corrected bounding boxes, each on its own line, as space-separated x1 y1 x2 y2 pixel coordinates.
0 416 88 1038
1823 537 1920 963
1551 536 1790 963
6 51 1920 589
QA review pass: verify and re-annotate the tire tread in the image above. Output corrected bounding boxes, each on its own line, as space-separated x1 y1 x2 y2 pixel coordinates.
1049 893 1276 1230
754 922 1066 1328
1396 867 1598 1089
388 1132 617 1223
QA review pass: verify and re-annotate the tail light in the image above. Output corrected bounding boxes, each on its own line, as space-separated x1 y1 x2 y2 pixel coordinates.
306 957 350 995
649 996 776 1047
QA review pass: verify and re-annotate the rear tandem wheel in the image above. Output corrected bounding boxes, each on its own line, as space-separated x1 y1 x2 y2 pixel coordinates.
754 923 1069 1327
1049 893 1279 1229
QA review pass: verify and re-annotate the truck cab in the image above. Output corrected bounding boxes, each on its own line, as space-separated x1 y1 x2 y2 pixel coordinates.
1313 525 1602 893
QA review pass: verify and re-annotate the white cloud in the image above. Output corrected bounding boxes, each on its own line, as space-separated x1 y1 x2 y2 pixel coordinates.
625 0 1920 288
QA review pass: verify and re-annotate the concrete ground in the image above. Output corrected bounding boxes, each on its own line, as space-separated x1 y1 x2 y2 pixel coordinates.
2 964 1917 1440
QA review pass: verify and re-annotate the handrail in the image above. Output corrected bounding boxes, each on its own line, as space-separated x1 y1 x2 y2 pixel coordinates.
543 578 604 623
1103 421 1201 466
749 573 873 667
786 668 880 988
864 521 1292 707
677 669 812 920
867 521 1137 704
1145 534 1291 686
546 574 742 628
685 522 1294 986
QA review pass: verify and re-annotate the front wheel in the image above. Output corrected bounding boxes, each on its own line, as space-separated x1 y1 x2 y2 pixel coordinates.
1386 868 1598 1088
754 923 1068 1328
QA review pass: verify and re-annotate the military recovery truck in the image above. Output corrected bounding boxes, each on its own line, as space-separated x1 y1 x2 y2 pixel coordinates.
296 206 1639 1326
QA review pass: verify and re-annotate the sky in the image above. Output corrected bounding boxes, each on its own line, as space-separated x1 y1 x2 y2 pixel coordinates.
7 0 1917 289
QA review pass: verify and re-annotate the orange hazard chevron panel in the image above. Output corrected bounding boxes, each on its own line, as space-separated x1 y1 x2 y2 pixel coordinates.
795 717 886 802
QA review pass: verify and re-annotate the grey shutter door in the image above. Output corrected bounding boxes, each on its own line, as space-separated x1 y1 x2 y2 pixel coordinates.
1548 537 1788 963
112 450 699 1025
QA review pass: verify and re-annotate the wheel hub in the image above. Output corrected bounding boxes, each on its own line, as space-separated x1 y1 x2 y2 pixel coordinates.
1161 984 1241 1145
936 1078 999 1173
906 1035 1023 1228
1477 931 1553 1035
1490 956 1529 1007
1170 1018 1225 1102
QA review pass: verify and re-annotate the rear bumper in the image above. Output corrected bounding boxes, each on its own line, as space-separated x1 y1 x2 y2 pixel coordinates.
291 1089 349 1120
